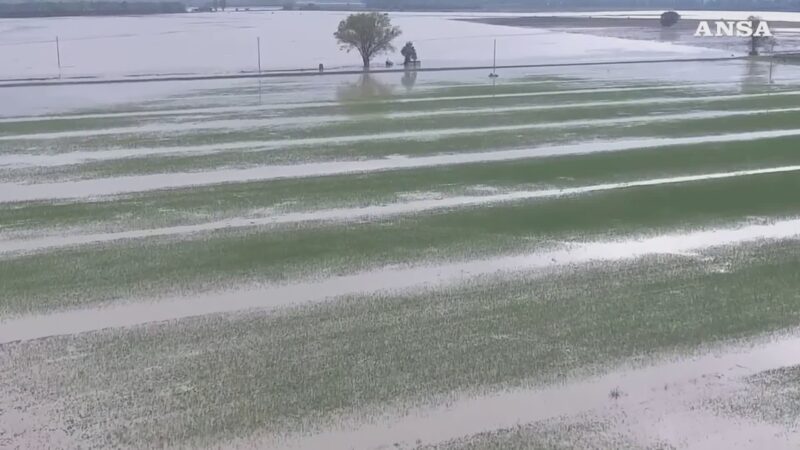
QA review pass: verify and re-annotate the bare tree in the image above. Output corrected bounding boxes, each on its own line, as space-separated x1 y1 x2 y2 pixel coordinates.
334 12 401 69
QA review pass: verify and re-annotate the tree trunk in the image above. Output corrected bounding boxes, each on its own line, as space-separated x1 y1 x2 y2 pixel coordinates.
362 53 370 71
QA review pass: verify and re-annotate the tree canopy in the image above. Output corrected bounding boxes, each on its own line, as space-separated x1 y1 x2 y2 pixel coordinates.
660 11 680 27
334 12 402 69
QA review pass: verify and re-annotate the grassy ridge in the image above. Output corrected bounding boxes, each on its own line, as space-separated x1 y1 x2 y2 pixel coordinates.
2 135 798 232
4 89 800 153
428 416 655 449
4 102 800 183
2 170 799 316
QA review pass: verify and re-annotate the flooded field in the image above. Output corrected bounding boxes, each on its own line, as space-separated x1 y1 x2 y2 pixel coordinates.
5 8 800 82
2 61 800 448
0 10 723 80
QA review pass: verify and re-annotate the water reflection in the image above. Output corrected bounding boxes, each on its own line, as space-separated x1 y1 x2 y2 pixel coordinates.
337 74 393 100
741 58 772 92
336 73 394 115
657 26 681 43
401 68 417 91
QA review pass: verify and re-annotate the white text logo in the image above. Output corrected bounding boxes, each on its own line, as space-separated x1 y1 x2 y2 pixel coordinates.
694 20 773 37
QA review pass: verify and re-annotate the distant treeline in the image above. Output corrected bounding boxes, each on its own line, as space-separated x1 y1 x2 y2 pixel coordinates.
364 0 800 11
0 1 186 17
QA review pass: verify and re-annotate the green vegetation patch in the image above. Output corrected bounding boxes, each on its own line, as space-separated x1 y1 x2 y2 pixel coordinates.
1 170 799 317
2 240 800 448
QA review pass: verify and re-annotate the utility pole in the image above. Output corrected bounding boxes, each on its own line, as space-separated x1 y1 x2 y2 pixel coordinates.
257 37 262 74
56 36 62 78
489 39 499 78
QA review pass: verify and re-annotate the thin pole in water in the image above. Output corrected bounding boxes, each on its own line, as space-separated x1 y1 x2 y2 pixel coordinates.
257 37 262 74
769 57 774 83
56 36 62 78
768 40 776 84
489 38 499 78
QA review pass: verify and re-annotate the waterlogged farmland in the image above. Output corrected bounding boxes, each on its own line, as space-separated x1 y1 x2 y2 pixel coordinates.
2 62 800 448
